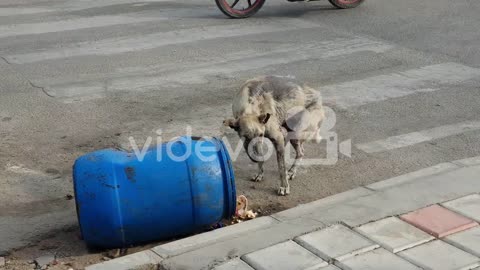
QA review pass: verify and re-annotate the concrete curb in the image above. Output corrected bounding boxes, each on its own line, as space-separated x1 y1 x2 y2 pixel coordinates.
152 216 278 258
272 187 373 221
86 156 480 270
85 250 162 270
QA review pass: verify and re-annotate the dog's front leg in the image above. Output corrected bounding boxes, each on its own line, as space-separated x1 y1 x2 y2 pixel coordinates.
250 140 264 182
251 162 264 182
272 135 289 196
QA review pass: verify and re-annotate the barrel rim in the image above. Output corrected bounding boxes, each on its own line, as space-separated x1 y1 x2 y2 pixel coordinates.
213 137 237 219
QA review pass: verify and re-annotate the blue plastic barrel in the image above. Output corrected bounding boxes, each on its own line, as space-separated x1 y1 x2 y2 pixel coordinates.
73 136 236 248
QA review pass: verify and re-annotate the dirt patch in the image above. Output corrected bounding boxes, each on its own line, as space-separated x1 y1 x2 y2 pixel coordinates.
2 212 276 270
2 228 166 270
3 194 282 270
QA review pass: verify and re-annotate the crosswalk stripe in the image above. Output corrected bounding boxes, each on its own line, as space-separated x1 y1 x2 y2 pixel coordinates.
41 36 393 99
0 15 166 38
5 19 319 64
109 38 393 89
108 36 391 77
320 62 480 109
356 120 480 153
0 0 177 17
0 8 54 16
78 61 477 111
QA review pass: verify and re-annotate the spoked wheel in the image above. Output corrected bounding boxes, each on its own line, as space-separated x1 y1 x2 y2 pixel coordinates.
328 0 364 9
215 0 266 18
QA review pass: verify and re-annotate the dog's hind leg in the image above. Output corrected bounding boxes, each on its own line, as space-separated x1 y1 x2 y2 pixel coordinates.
305 102 325 143
287 139 304 181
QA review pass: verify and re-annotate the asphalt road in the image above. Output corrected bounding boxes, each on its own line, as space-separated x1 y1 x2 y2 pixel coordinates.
1 0 479 253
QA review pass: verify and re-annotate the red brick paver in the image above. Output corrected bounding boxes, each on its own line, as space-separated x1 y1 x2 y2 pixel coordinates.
400 204 478 238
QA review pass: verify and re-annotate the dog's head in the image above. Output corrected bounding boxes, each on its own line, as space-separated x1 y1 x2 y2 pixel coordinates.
223 113 270 138
223 113 271 162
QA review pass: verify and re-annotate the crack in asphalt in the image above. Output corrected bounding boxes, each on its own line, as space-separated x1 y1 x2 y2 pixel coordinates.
0 55 55 98
0 55 12 65
28 81 55 98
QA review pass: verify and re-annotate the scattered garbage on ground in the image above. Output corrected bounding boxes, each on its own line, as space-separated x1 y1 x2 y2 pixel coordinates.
232 195 258 223
210 194 259 229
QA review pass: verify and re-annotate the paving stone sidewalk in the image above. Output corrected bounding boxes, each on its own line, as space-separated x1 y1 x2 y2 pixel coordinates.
87 156 480 270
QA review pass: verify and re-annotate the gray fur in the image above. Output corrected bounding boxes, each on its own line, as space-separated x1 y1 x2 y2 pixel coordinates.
224 76 325 196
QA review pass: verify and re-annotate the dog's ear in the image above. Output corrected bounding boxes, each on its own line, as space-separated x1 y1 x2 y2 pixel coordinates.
258 113 271 124
223 118 239 130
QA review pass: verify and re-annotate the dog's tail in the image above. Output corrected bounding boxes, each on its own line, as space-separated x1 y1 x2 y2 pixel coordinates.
303 85 325 143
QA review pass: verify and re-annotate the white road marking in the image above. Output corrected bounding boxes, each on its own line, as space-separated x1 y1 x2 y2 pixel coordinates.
42 37 393 98
0 8 54 16
321 62 480 109
0 15 165 38
5 19 319 64
0 0 177 17
109 38 392 90
112 36 392 74
356 120 480 153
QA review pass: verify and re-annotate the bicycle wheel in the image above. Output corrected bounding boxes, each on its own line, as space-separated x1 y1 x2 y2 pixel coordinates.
215 0 266 18
329 0 364 9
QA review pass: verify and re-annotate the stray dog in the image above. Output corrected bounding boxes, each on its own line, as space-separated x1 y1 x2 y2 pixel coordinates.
223 75 325 195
